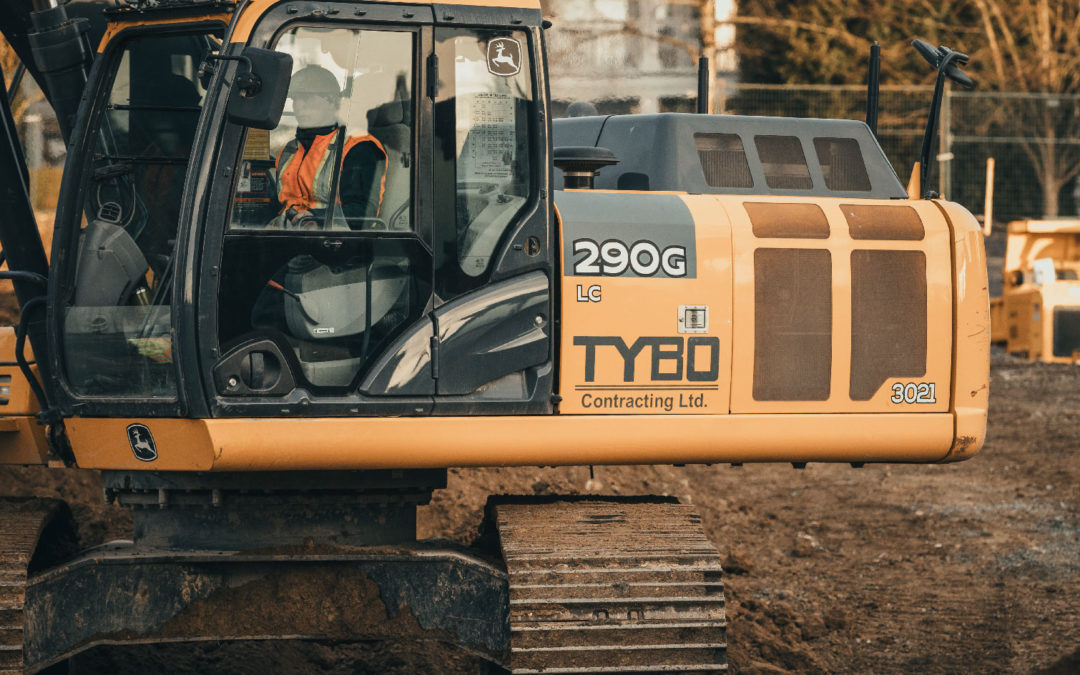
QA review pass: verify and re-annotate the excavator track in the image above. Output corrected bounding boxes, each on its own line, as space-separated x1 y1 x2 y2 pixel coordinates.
494 498 727 674
0 500 70 675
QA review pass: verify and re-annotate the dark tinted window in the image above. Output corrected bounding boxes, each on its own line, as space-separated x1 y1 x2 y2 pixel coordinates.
694 133 752 188
217 27 429 392
754 135 813 190
229 27 415 232
814 137 871 192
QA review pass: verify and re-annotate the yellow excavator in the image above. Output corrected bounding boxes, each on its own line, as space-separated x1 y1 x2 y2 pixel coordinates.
989 218 1080 363
0 1 987 672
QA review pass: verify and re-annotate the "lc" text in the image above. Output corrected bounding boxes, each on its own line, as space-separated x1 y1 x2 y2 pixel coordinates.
576 284 602 302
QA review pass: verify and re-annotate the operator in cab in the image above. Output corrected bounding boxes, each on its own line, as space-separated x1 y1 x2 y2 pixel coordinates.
273 65 387 229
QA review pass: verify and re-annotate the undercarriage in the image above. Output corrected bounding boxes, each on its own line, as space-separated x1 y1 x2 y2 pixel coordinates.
1 472 726 674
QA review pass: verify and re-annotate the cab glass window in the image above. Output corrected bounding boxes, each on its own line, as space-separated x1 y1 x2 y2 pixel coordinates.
217 27 428 392
434 28 534 299
62 30 219 398
229 27 414 231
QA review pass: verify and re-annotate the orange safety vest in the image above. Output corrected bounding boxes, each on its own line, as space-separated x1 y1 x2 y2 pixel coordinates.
276 128 387 215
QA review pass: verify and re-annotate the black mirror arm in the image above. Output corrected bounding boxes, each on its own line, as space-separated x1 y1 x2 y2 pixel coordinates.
199 54 261 96
916 45 975 199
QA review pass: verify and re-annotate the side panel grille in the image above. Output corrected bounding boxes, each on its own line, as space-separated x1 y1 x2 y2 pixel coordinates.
694 133 753 189
754 248 832 400
745 202 829 239
843 204 925 240
850 250 927 400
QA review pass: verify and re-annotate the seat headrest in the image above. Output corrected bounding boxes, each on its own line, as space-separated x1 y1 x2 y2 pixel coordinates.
368 100 412 129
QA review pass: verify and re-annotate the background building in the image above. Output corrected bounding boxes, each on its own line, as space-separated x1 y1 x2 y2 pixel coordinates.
541 0 736 116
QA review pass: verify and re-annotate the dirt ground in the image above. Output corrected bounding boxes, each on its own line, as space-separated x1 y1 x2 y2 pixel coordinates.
422 351 1080 675
1 230 1078 673
2 349 1076 674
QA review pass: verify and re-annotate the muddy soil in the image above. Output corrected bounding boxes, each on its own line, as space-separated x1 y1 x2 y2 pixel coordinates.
1 223 1076 673
3 351 1076 674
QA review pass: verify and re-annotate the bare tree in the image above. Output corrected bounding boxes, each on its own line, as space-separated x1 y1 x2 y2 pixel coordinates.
730 0 1080 216
968 0 1080 216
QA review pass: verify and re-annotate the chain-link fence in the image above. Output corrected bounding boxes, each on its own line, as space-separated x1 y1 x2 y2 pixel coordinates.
717 84 1080 223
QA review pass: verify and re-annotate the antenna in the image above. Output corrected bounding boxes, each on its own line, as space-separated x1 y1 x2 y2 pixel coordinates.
697 56 710 114
865 43 881 137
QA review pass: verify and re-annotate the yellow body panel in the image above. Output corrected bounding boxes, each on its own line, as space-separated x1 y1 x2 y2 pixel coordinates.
557 195 733 415
0 328 50 465
66 413 956 471
60 191 986 472
725 197 953 414
67 418 216 471
935 201 990 461
558 193 967 416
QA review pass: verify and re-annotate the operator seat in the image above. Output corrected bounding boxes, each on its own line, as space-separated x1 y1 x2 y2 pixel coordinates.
366 100 412 230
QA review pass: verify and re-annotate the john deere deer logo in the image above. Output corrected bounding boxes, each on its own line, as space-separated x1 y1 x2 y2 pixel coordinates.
126 424 158 462
487 38 521 77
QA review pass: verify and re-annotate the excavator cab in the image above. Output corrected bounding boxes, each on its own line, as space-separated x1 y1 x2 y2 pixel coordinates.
47 4 553 418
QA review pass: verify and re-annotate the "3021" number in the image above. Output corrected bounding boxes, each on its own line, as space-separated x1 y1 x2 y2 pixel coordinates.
891 382 936 404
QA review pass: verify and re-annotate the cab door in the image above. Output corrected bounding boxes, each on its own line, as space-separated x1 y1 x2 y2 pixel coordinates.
49 22 227 419
428 23 554 415
196 12 438 417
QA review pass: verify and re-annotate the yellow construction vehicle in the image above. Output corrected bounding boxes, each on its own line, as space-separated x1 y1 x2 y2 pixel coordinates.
990 219 1080 363
0 2 987 672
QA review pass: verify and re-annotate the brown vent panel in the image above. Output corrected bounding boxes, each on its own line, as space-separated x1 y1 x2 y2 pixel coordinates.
694 133 754 188
755 135 813 190
850 250 927 400
843 204 924 240
754 248 832 400
814 137 871 192
746 202 830 239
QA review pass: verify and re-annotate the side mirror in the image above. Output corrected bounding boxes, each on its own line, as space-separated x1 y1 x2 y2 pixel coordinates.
911 38 975 199
223 47 293 130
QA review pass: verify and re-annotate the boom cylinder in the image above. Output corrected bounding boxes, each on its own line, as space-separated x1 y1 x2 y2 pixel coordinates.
27 0 93 142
